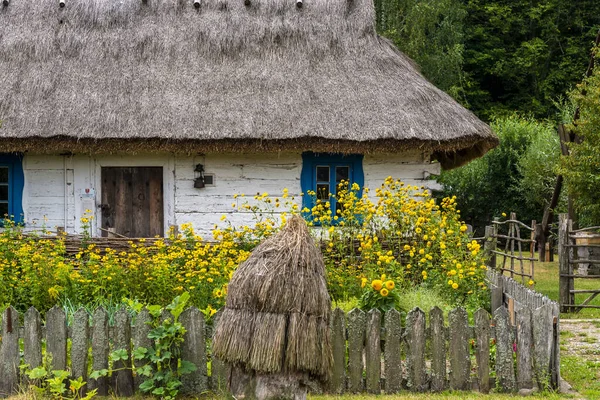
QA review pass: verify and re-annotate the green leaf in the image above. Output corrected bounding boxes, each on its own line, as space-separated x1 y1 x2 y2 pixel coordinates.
110 349 129 362
139 379 155 392
133 346 148 360
179 360 197 375
152 387 165 396
26 367 48 379
147 305 163 318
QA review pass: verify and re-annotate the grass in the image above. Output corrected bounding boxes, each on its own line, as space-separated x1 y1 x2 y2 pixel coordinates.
530 260 600 319
311 394 569 400
560 355 600 399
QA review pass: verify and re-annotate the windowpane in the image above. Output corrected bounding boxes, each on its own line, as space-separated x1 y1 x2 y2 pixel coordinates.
316 184 329 201
336 166 349 183
316 166 329 183
0 185 7 201
0 167 8 183
0 202 7 217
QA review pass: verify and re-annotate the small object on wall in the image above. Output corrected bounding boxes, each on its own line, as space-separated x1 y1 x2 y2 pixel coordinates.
2 0 10 7
194 0 201 8
194 164 205 188
296 0 303 8
244 0 251 6
59 0 65 7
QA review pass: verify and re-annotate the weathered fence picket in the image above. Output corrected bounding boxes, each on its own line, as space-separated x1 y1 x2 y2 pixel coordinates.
132 308 152 390
384 308 402 394
0 302 562 398
346 308 365 393
328 308 345 394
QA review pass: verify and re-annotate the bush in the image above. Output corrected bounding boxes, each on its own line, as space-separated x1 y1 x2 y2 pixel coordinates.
0 177 489 315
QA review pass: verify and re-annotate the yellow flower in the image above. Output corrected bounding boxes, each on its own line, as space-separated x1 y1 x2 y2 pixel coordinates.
372 279 383 291
385 280 395 290
502 212 507 217
380 288 389 297
361 277 368 288
528 280 534 286
448 280 453 285
452 283 459 289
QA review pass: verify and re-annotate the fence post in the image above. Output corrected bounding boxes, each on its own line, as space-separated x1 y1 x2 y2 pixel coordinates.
180 307 208 394
91 307 110 395
328 308 346 394
0 306 20 397
448 307 470 390
429 307 446 392
558 214 571 313
113 308 134 396
406 307 427 392
347 308 366 393
533 304 554 390
484 225 496 270
475 309 491 393
24 307 43 382
494 306 516 392
516 308 534 390
46 305 68 371
365 309 381 394
71 308 90 395
384 309 402 394
133 308 152 390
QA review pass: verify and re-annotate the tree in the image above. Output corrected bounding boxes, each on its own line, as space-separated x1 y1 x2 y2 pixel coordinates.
561 48 600 226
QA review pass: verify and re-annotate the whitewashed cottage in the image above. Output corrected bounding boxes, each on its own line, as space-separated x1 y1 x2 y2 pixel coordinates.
0 0 497 237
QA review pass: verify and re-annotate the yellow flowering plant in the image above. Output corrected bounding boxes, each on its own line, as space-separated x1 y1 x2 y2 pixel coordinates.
358 276 401 313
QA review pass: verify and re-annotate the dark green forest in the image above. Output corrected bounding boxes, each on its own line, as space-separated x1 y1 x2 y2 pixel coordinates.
374 0 600 230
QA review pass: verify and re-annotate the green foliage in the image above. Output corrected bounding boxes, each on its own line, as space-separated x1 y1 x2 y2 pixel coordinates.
91 293 197 400
358 277 401 313
23 366 97 400
437 115 561 233
561 48 600 226
374 0 468 102
462 0 600 119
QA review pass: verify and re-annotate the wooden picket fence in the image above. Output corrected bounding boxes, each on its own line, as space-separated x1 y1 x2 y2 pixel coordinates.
0 300 561 397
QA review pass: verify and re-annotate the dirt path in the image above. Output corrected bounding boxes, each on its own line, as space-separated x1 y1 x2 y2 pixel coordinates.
560 319 600 359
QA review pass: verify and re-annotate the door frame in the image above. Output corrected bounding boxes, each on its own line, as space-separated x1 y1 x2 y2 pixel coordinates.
93 155 175 237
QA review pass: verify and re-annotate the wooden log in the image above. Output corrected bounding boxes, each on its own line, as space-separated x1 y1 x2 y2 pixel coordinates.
347 308 366 393
71 308 90 395
550 303 561 389
46 305 67 371
516 308 534 390
180 307 208 394
494 307 516 392
448 307 470 390
91 307 110 395
328 308 346 394
0 307 19 397
406 308 427 392
211 309 229 391
384 309 402 394
23 307 43 381
365 309 381 394
558 214 572 312
533 304 554 390
475 309 491 393
112 308 134 396
429 306 446 392
484 225 496 269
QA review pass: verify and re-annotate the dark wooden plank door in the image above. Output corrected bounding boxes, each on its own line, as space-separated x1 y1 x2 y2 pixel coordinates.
101 167 164 238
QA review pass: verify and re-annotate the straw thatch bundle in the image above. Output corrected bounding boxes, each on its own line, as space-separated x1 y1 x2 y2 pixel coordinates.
0 0 496 168
213 216 332 379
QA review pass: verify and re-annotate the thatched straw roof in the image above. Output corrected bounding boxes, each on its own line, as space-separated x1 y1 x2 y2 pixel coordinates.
213 216 332 378
0 0 497 168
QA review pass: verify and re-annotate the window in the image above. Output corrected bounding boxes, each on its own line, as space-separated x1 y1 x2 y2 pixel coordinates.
0 154 24 223
300 152 364 221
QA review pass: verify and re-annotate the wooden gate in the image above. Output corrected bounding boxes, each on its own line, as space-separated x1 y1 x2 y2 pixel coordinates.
100 167 164 238
558 214 600 313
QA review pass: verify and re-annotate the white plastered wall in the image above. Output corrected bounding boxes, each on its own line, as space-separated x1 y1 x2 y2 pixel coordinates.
21 151 441 237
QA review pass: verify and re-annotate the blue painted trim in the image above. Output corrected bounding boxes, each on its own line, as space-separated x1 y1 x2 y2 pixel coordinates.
0 153 25 223
301 152 364 224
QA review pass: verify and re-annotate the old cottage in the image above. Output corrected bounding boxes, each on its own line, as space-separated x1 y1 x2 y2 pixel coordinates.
0 0 497 237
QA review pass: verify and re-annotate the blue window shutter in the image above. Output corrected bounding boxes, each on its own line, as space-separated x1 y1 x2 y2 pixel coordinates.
300 152 364 222
0 153 25 223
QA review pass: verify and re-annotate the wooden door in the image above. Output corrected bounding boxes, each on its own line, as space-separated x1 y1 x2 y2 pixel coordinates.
101 167 164 238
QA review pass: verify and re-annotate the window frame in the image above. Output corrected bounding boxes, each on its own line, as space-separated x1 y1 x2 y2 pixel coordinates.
0 154 25 223
300 152 364 223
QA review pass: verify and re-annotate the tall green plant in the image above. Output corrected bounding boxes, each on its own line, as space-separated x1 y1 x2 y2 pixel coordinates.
561 48 600 226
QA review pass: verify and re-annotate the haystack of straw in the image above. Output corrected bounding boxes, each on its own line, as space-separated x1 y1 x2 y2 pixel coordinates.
213 216 332 379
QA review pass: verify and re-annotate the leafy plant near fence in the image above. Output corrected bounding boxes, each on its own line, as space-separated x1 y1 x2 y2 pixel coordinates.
90 293 196 400
0 177 488 316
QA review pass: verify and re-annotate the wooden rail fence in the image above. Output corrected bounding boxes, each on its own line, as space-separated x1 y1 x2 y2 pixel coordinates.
558 214 600 313
0 302 560 397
